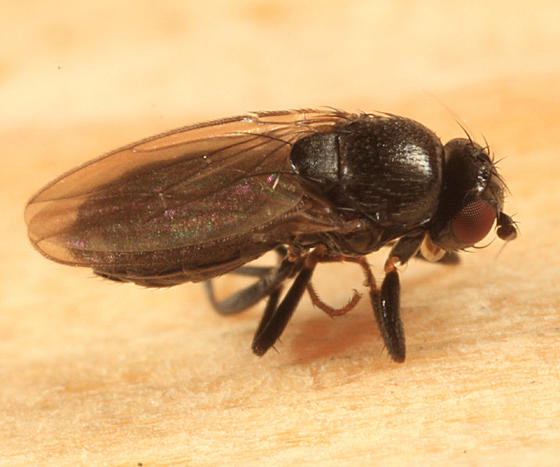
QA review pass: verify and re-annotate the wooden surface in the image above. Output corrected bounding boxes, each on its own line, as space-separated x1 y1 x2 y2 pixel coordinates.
2 1 559 465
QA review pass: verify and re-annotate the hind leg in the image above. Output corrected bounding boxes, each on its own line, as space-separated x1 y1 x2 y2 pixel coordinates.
204 259 295 315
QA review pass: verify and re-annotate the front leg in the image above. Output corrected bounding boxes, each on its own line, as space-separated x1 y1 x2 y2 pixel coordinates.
370 257 405 362
367 235 423 363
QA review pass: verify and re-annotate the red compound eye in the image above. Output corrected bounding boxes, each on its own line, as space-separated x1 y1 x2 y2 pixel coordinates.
452 200 496 245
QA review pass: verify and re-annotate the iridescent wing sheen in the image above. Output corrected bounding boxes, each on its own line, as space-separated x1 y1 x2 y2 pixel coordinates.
25 110 352 274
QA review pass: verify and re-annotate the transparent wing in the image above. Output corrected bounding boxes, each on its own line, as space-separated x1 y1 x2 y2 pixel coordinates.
25 109 352 268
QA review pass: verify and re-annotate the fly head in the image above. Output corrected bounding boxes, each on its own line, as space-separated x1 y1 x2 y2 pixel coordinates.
428 138 517 251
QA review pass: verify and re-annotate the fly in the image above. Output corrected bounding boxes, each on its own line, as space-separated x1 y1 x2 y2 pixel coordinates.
25 109 517 362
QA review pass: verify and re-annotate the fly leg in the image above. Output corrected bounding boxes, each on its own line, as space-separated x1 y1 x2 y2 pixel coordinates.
204 246 290 315
306 283 362 317
305 255 373 317
204 258 294 316
367 235 425 363
252 249 321 356
369 257 405 363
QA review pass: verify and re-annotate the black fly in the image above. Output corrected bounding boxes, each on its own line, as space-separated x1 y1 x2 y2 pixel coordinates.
25 110 517 362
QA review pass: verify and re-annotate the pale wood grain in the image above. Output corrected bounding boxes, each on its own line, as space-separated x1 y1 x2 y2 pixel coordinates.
2 1 559 465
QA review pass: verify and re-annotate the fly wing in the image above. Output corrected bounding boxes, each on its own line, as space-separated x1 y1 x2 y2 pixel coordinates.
25 109 352 270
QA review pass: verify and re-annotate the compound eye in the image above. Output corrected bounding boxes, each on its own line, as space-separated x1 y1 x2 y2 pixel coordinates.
451 200 496 245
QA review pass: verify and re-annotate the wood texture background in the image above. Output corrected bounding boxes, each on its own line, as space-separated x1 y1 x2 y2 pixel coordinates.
2 1 559 465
